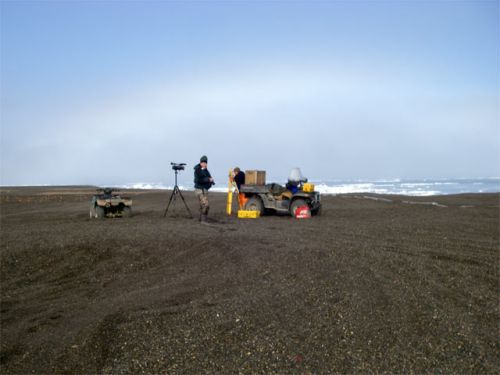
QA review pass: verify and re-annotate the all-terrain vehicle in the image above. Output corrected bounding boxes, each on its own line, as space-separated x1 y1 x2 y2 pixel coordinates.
89 188 132 218
240 168 321 217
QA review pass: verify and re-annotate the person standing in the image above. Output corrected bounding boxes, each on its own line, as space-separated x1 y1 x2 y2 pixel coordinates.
194 155 214 222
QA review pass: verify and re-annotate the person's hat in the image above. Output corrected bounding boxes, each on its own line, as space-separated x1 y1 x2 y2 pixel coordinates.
200 155 208 163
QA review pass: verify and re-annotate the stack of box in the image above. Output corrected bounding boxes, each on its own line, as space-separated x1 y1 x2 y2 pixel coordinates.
245 170 266 185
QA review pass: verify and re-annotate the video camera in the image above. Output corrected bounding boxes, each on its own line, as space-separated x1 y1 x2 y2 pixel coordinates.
171 162 186 171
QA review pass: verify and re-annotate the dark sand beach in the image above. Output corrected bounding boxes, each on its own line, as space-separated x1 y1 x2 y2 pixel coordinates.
0 187 498 374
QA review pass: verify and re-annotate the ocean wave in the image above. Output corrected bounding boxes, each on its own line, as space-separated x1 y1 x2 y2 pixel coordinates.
400 182 458 187
120 183 169 190
314 184 439 196
108 178 500 196
119 183 195 191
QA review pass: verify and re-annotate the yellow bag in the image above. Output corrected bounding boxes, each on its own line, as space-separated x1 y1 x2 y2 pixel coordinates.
303 183 315 193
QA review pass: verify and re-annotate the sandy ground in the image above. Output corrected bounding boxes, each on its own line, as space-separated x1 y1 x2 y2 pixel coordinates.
0 187 499 374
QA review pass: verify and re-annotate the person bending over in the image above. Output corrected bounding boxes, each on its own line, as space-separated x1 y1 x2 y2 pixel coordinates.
232 167 246 209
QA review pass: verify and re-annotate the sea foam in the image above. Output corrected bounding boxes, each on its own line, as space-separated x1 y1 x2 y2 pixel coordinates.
114 178 500 196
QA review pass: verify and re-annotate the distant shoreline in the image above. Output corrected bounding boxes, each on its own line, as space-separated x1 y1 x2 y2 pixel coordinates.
1 185 499 199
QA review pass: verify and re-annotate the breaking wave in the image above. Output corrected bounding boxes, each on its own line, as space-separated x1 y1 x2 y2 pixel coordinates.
116 178 500 196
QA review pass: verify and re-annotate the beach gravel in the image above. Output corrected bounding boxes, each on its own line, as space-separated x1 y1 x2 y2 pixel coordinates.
0 187 498 374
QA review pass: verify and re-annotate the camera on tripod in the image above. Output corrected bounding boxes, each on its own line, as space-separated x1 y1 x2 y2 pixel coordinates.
171 162 186 171
164 162 192 218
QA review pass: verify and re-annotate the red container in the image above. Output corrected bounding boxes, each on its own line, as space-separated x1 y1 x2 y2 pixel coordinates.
294 205 311 219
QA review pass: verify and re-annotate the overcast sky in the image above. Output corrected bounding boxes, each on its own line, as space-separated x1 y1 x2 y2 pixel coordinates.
1 0 499 186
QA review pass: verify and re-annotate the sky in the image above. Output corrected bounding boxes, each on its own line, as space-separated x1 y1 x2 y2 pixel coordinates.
1 0 499 187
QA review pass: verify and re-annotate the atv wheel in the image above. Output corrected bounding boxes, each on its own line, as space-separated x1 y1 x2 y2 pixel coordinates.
122 206 132 217
95 206 105 218
311 205 322 216
245 197 264 215
290 199 307 217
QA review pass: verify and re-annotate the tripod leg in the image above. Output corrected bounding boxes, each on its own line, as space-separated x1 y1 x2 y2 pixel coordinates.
163 189 177 216
171 188 178 209
177 188 193 218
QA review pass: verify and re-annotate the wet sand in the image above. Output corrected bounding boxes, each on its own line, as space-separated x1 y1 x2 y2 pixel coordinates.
1 187 499 374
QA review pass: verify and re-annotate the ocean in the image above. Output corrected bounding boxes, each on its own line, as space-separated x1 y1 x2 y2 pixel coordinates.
122 178 500 197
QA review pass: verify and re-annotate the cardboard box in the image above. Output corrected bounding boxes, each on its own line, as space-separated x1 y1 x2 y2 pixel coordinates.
245 170 266 185
237 210 260 219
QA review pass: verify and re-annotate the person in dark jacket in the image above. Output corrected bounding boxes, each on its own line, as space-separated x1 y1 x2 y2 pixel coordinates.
232 167 245 190
193 155 214 222
232 167 247 209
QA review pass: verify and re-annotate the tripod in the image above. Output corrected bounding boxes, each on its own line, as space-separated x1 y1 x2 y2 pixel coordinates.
163 169 193 218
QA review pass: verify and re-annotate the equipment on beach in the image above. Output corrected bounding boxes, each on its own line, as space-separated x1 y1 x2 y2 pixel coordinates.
226 169 237 215
239 168 321 218
90 188 132 218
237 210 260 219
171 162 186 171
303 183 315 193
288 167 306 185
293 204 312 219
245 170 266 185
164 162 193 218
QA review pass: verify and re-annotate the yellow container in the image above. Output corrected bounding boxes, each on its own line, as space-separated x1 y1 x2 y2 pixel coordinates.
303 183 315 193
237 210 260 219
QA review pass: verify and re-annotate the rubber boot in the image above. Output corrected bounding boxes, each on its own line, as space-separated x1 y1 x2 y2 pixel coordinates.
200 213 208 223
